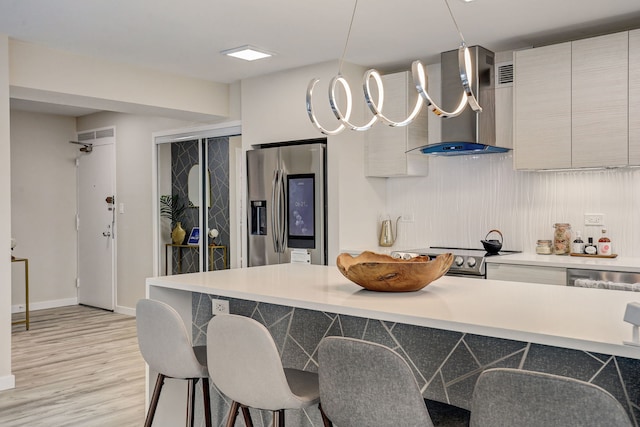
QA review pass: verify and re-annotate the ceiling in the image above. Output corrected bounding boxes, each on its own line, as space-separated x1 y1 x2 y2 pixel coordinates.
1 0 640 116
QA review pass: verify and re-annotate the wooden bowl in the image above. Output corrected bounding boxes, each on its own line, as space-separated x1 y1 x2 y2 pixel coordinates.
336 251 453 292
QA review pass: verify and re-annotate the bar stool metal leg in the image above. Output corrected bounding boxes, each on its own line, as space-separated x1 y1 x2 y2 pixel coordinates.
202 378 212 427
241 405 254 427
319 404 333 427
274 409 285 427
186 378 197 427
144 374 166 427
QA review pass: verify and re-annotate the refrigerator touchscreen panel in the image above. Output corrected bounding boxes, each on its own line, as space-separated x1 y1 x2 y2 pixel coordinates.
287 174 315 249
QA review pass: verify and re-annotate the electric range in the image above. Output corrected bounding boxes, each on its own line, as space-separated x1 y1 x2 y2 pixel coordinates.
390 246 520 278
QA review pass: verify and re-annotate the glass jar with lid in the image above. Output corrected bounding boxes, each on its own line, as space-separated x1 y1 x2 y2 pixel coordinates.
536 240 553 255
553 223 572 255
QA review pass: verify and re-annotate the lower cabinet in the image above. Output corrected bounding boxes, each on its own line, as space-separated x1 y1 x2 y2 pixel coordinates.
486 263 566 286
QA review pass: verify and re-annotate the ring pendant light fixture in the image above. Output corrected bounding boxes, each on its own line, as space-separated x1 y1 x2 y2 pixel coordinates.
306 0 482 136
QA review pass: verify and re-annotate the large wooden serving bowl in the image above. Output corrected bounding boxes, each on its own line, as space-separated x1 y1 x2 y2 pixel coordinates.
336 251 454 292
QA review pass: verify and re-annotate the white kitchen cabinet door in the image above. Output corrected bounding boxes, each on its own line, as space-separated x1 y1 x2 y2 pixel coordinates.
572 32 629 168
630 29 640 166
365 71 429 177
514 43 572 170
486 264 566 286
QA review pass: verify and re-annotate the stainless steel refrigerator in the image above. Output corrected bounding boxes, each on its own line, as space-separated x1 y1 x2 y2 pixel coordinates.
247 140 327 266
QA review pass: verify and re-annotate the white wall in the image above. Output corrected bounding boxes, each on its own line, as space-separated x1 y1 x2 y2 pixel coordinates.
9 39 229 122
76 112 204 313
387 153 640 257
240 61 387 262
10 111 78 310
0 33 15 391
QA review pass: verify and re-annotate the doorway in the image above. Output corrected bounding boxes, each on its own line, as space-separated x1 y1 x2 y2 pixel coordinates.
76 128 116 311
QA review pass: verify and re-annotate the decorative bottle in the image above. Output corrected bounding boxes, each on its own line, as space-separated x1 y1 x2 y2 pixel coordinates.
571 230 585 254
598 228 612 256
584 237 597 255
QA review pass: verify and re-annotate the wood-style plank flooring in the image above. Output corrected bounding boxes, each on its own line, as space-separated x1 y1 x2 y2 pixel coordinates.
2 305 145 427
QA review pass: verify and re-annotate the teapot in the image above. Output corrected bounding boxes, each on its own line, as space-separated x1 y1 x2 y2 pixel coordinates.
379 216 400 247
481 229 503 254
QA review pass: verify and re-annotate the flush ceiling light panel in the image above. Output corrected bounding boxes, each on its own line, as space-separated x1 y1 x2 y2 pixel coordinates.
221 45 272 61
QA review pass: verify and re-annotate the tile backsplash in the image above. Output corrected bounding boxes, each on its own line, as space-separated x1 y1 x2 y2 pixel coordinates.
386 153 640 257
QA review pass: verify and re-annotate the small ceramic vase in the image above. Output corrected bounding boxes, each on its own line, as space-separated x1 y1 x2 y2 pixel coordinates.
172 222 186 245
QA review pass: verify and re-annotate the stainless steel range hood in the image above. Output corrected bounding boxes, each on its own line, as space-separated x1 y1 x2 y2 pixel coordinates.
414 46 509 156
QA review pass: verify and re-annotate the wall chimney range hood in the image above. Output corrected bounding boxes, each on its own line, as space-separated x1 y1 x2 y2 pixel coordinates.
413 46 509 156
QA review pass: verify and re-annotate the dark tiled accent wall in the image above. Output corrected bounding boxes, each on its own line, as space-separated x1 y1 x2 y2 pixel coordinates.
192 293 640 426
170 138 229 273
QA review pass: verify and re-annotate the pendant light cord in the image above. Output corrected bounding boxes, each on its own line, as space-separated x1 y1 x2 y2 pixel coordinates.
443 0 466 45
338 0 359 75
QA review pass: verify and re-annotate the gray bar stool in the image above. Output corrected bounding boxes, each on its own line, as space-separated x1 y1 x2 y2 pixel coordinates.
470 368 633 427
136 299 212 427
318 336 435 427
206 314 331 427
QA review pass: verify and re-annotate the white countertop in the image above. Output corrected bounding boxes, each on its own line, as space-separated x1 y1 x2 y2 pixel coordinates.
147 264 640 359
485 252 640 272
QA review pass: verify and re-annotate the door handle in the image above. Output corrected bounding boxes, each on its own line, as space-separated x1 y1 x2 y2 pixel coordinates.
278 170 286 252
271 170 279 252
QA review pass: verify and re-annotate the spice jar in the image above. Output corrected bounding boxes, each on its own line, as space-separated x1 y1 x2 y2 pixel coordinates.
553 223 572 255
536 240 553 255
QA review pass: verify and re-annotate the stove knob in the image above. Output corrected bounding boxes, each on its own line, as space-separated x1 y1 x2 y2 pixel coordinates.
402 253 413 260
467 257 477 267
454 256 464 266
391 252 401 259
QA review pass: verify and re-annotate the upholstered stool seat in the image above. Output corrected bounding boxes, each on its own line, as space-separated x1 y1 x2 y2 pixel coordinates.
206 314 331 427
318 336 435 427
470 368 633 427
136 299 212 427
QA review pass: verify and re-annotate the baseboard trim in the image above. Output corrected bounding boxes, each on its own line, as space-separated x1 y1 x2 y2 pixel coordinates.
12 297 78 313
0 374 15 391
115 305 135 317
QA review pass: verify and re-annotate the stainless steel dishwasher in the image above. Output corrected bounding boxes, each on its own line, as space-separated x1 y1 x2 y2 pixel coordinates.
567 268 640 290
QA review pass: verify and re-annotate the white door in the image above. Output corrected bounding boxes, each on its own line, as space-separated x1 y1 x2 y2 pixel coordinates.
77 138 116 310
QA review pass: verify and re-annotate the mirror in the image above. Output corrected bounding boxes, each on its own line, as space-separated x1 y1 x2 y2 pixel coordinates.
188 164 211 208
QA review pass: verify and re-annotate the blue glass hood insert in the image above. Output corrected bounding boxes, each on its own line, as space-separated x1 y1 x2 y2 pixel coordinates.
413 142 510 156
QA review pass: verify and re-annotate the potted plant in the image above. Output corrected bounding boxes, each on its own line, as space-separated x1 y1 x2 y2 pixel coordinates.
160 194 187 244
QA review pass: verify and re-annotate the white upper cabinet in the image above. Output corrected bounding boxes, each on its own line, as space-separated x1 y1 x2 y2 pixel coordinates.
514 42 572 169
572 32 628 168
514 31 632 170
365 71 429 177
630 29 640 166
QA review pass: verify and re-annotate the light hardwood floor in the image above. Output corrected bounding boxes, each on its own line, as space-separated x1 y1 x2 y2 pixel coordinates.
2 305 145 427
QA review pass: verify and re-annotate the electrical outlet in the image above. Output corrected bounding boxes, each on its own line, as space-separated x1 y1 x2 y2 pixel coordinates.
400 213 414 223
584 213 604 226
212 299 229 315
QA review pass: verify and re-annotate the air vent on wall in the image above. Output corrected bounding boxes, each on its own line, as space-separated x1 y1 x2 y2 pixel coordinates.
77 131 95 142
96 128 115 139
77 128 115 142
496 61 514 88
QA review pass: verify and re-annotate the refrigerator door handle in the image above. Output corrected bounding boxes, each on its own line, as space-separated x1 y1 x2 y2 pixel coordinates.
271 169 279 253
278 169 287 252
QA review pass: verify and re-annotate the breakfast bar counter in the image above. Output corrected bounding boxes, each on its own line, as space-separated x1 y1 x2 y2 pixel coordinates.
147 263 640 358
146 264 640 426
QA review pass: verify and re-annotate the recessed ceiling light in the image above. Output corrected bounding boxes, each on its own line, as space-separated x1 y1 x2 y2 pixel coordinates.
221 45 273 61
